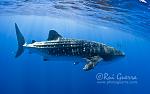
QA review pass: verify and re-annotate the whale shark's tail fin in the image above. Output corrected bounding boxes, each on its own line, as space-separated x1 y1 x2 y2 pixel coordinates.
15 23 25 58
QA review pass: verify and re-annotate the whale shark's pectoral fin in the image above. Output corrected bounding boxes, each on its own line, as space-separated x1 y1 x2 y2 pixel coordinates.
83 56 103 71
47 30 62 40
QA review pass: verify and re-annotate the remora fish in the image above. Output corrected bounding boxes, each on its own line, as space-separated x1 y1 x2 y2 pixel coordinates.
15 23 125 71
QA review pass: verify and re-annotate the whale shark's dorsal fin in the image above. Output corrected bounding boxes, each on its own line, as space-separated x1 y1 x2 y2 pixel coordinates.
47 30 62 41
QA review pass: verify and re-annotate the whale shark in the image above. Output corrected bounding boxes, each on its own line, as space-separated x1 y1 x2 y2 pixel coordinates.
15 23 125 71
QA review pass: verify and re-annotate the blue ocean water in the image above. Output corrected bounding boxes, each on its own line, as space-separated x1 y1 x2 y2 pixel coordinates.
0 0 150 94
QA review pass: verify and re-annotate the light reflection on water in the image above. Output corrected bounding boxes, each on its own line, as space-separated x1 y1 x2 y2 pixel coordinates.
0 0 150 39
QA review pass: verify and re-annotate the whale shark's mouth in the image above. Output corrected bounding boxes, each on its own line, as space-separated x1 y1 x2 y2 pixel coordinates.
115 50 125 56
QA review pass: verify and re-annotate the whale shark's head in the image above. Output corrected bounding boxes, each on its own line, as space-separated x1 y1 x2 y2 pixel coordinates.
103 46 125 56
114 50 125 56
101 46 125 60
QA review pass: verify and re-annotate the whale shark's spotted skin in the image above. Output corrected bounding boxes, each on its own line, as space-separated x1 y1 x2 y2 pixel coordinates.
15 23 125 71
29 39 103 57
